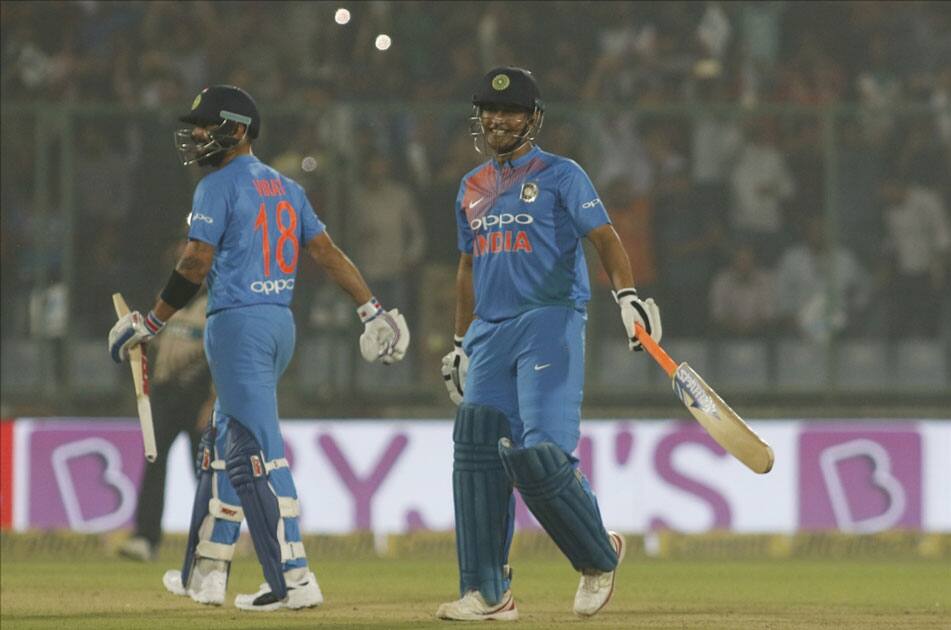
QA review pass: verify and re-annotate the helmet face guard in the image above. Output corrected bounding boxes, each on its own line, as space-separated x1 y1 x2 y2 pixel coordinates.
174 110 251 167
469 104 544 160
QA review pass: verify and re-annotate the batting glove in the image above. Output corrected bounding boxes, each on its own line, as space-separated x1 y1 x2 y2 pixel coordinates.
614 288 662 351
440 336 468 406
357 297 410 364
108 310 165 363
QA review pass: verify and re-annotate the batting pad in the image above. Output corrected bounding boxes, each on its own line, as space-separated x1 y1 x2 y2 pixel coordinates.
453 404 514 605
225 421 288 601
180 426 239 587
498 440 618 573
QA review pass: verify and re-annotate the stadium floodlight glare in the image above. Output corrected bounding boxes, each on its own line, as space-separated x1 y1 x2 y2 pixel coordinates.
301 156 317 172
375 34 392 51
334 8 351 25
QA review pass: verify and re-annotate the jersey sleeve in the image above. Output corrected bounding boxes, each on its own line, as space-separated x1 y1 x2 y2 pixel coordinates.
298 192 326 244
559 160 610 236
187 177 229 246
455 179 473 254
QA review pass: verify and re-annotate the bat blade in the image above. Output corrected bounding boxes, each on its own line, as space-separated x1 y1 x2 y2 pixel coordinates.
672 362 774 474
633 323 774 474
112 292 158 463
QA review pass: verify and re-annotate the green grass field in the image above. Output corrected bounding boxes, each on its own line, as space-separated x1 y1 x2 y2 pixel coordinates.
2 553 949 629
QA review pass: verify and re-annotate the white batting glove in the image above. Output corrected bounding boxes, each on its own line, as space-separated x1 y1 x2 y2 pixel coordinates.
613 288 662 351
357 298 410 364
108 310 165 363
440 336 468 405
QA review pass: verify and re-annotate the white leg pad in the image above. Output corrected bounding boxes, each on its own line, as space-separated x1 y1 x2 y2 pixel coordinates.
280 540 307 562
197 540 237 562
278 496 300 518
265 458 289 473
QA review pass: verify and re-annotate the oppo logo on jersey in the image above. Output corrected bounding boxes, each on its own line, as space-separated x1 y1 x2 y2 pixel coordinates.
189 212 214 225
250 278 295 295
469 212 534 231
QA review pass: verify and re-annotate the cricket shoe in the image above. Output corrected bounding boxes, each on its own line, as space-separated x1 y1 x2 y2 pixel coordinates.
162 558 228 606
162 570 187 597
573 531 626 617
435 589 519 621
118 535 154 562
234 569 323 611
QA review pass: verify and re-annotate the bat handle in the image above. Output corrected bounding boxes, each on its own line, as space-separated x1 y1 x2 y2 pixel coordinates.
634 323 678 377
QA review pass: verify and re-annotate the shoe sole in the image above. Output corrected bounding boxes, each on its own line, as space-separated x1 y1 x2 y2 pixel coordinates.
234 598 322 612
436 593 519 621
235 582 323 611
574 531 626 618
236 600 284 612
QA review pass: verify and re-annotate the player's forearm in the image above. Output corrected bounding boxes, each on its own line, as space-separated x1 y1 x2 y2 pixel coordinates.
454 254 475 336
152 241 213 321
325 256 374 305
589 225 635 290
308 234 373 305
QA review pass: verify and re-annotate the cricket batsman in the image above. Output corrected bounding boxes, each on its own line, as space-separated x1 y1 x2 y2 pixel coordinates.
438 67 661 620
108 85 409 611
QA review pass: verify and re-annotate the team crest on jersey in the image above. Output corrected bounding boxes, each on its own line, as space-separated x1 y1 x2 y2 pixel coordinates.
520 182 539 203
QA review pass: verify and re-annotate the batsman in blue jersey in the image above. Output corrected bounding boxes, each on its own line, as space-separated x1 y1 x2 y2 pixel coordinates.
109 85 410 611
437 67 662 621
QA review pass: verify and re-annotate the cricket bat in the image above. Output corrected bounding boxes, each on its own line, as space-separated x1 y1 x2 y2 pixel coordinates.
634 323 774 474
112 293 158 463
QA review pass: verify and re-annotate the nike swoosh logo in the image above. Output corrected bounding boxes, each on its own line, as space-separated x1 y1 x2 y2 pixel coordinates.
534 363 551 371
469 197 486 209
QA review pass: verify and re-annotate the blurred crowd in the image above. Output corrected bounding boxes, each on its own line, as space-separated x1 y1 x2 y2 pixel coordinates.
3 2 950 108
2 0 950 361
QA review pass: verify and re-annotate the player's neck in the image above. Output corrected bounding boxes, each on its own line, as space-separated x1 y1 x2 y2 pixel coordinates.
219 145 253 168
495 141 534 166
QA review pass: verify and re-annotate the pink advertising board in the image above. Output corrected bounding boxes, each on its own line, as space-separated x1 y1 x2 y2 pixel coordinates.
6 418 950 534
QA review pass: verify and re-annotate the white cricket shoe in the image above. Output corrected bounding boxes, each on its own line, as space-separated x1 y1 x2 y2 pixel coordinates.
234 569 323 611
118 536 154 562
162 558 228 606
162 570 187 597
435 589 519 621
573 531 626 617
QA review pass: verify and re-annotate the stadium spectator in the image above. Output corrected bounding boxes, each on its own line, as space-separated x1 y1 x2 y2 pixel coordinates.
833 118 887 264
349 154 426 313
880 178 951 338
687 73 743 233
709 243 777 337
854 31 903 145
730 117 796 261
774 215 871 341
655 177 724 337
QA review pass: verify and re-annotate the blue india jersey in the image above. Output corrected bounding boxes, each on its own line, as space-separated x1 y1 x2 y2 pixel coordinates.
455 145 610 322
187 154 325 314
